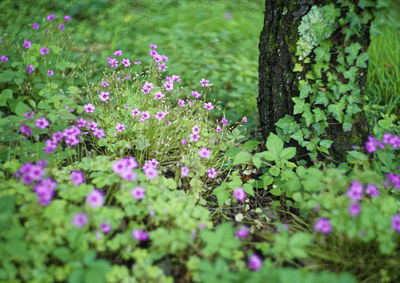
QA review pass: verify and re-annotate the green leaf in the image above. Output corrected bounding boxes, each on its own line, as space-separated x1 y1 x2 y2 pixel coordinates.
280 147 296 160
213 185 230 207
269 187 282 196
15 102 31 117
293 97 306 114
266 133 283 157
275 115 299 134
346 150 368 163
0 70 15 83
252 156 262 169
233 151 252 166
243 183 255 197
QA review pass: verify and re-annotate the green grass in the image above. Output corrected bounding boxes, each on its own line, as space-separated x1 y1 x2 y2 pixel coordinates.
366 2 400 115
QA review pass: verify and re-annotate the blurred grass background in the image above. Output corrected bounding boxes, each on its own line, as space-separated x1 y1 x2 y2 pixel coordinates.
0 0 399 128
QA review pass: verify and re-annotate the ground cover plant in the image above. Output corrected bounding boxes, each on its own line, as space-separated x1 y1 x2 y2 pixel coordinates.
0 1 400 283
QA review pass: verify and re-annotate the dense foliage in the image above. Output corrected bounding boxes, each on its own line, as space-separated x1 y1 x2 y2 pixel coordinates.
0 0 399 282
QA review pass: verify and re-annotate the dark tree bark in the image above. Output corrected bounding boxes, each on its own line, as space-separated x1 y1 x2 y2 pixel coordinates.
257 0 370 161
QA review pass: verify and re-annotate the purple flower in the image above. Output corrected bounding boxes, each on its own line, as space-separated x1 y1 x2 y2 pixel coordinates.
39 46 50 56
346 181 364 202
116 123 125 132
20 125 33 136
101 81 109 87
153 91 165 100
134 61 141 65
32 23 40 29
24 111 35 120
44 138 58 153
236 227 249 238
178 99 185 106
47 70 54 76
141 82 154 94
107 58 118 67
22 40 32 49
198 147 211 159
0 55 8 62
365 136 377 153
122 58 131 67
71 170 85 186
248 254 262 271
216 125 222 133
140 111 151 121
181 166 190 178
200 78 212 87
131 109 140 116
26 64 35 74
58 24 65 30
349 203 361 217
392 213 400 233
132 229 149 242
144 167 158 179
386 173 400 189
99 91 110 101
84 103 95 113
101 222 112 234
131 186 146 200
64 15 72 21
93 128 105 139
86 189 104 208
73 213 88 228
113 50 123 56
366 184 379 197
224 13 232 19
150 44 158 49
314 218 332 235
233 187 246 202
87 121 98 130
155 111 167 121
158 62 167 72
208 168 217 179
34 178 57 206
221 118 228 125
164 80 174 91
47 14 56 21
204 102 214 110
181 138 187 146
35 117 49 129
242 116 248 123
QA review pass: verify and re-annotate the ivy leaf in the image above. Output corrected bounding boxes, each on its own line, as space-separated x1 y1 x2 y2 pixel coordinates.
299 80 312 99
356 52 369 68
275 115 299 134
293 97 306 114
345 43 362 64
290 130 304 143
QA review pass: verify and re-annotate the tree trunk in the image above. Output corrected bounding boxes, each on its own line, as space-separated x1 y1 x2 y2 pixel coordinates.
258 0 371 161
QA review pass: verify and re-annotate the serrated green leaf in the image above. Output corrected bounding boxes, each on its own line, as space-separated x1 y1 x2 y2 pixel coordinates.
233 151 252 166
266 133 283 157
280 147 296 160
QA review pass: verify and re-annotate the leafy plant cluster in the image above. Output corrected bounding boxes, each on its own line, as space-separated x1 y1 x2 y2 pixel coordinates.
0 1 400 283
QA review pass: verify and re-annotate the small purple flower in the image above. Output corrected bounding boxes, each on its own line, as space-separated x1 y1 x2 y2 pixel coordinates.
34 178 57 206
35 117 49 129
178 99 185 106
181 166 190 178
86 189 104 208
349 203 361 217
101 222 112 234
224 13 232 19
248 254 262 271
99 91 110 101
47 14 56 21
208 168 217 179
131 186 146 200
73 213 88 228
242 116 248 123
47 70 54 76
204 102 214 110
20 125 33 136
236 227 249 238
366 184 379 197
22 40 32 49
26 64 35 74
84 103 95 113
181 138 187 146
32 23 40 29
144 167 158 180
198 147 211 159
71 170 85 186
346 180 364 202
314 218 332 235
221 118 228 125
113 50 123 56
233 187 246 202
58 24 65 30
116 123 125 132
24 111 35 120
122 58 131 67
39 46 50 56
276 224 289 233
64 15 71 21
132 229 149 242
392 213 400 233
200 78 212 87
0 55 8 62
93 128 105 139
134 61 141 65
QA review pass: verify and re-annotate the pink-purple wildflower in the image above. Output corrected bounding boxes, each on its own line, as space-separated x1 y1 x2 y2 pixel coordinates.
22 40 32 49
47 70 54 76
116 123 125 132
392 214 400 233
233 187 246 202
20 125 33 136
181 166 190 178
132 229 149 242
314 218 332 234
204 102 214 110
32 23 40 29
73 213 88 228
248 254 262 271
198 147 211 158
35 117 49 129
131 186 146 200
39 46 50 55
84 103 95 113
26 64 35 74
34 178 57 206
208 168 217 179
346 181 364 202
236 227 249 238
86 189 104 208
122 58 131 67
71 170 85 186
